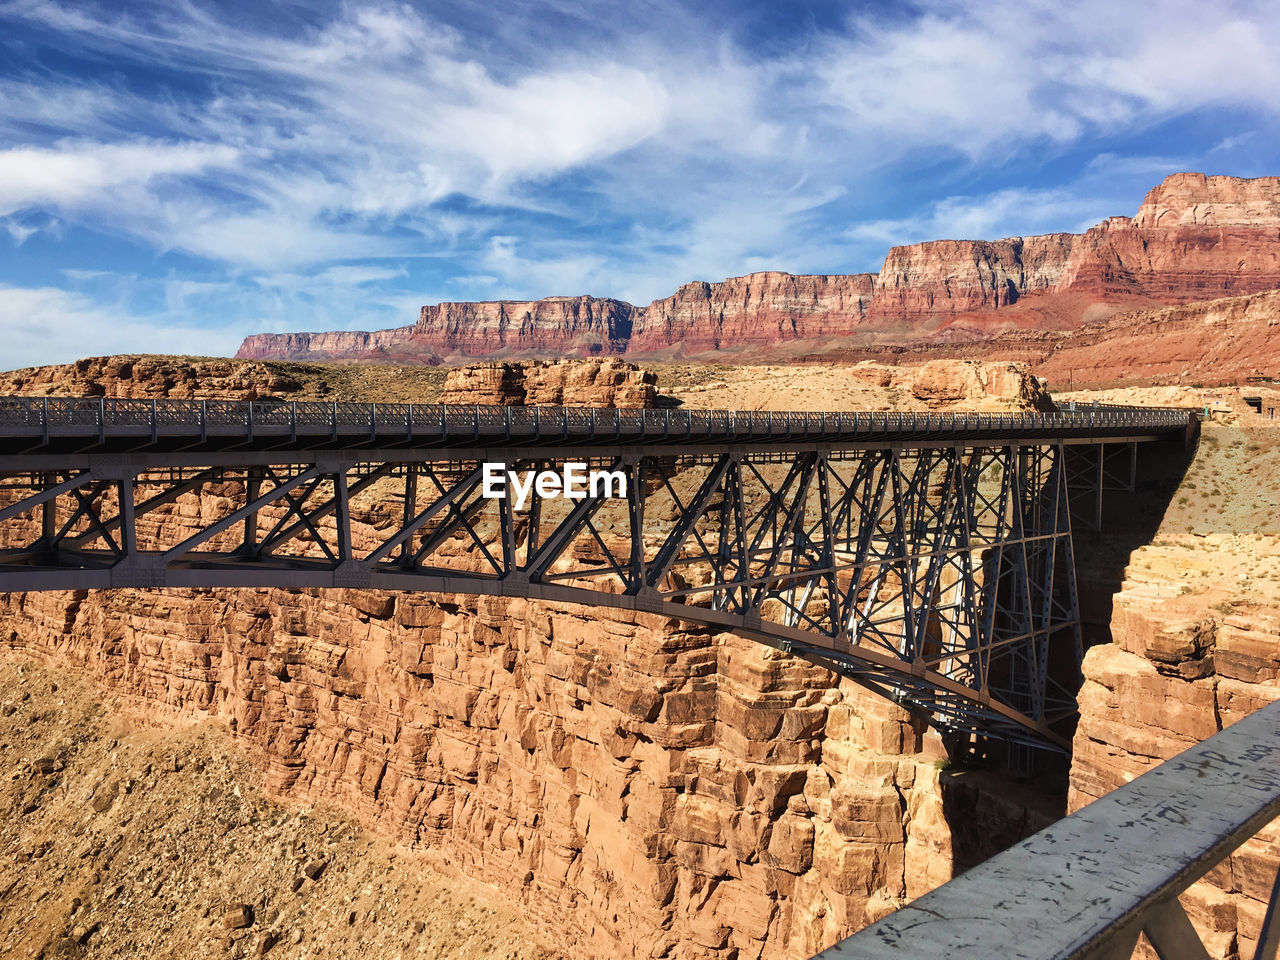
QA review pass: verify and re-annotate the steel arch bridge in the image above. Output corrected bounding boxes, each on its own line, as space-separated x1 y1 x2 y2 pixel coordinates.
0 397 1193 750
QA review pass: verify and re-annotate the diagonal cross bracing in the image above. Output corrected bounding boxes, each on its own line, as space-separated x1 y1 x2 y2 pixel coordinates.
0 399 1193 749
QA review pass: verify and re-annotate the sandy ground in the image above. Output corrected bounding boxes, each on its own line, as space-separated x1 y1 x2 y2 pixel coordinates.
0 653 562 960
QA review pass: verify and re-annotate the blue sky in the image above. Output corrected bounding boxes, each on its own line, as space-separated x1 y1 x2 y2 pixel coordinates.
1 0 1278 367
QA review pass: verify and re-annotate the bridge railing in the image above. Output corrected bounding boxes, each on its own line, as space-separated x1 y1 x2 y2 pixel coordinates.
0 396 1194 449
814 698 1280 960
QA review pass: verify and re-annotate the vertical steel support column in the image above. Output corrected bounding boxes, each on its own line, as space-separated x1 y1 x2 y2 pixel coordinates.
400 464 417 565
1011 444 1040 722
40 471 57 550
334 469 351 563
627 460 646 593
498 488 516 575
117 475 136 560
729 458 750 615
1055 443 1085 682
243 469 262 554
1095 442 1105 531
887 451 916 660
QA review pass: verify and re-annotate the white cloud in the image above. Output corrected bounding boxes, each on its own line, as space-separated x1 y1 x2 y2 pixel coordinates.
846 187 1122 249
0 140 239 216
2 217 37 245
0 284 242 368
1 0 1279 342
249 264 409 294
809 0 1280 160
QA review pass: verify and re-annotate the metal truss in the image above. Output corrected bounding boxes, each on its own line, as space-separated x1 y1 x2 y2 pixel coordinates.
1064 442 1140 531
0 439 1094 749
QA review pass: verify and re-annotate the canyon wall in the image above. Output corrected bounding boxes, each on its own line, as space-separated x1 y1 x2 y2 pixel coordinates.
1068 415 1280 960
2 585 1052 960
1069 552 1280 958
417 297 638 359
1036 287 1280 387
235 325 441 364
627 273 876 354
234 174 1280 364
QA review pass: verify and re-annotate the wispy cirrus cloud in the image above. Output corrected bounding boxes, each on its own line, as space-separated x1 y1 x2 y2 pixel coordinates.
0 139 239 215
0 0 1279 364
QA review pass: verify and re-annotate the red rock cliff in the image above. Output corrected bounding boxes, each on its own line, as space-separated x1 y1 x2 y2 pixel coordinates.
867 234 1077 325
627 272 876 353
416 296 638 358
233 173 1280 364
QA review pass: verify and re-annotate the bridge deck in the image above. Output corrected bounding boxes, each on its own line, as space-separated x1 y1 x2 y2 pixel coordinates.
0 397 1191 463
0 396 1194 749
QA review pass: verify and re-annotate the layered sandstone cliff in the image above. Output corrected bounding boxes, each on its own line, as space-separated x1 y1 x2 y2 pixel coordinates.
867 234 1077 324
2 585 1010 960
439 359 658 408
1132 172 1280 228
235 173 1280 364
234 325 442 364
0 354 451 403
1035 287 1280 387
626 273 876 353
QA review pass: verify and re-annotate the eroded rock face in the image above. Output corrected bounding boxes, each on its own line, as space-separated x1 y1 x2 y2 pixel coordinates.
868 235 1077 324
235 173 1280 364
234 325 441 364
1132 173 1280 228
628 273 877 353
842 359 1053 411
1070 541 1280 959
0 356 303 398
1035 287 1280 387
439 359 658 408
1 585 1056 960
418 297 638 358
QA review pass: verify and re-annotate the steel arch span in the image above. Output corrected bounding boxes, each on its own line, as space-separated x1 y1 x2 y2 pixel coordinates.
0 397 1195 749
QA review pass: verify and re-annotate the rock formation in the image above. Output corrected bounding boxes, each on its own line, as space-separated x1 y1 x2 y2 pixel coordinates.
0 355 305 399
235 174 1280 365
1034 288 1280 387
1132 172 1280 228
0 354 451 404
419 296 638 357
626 273 875 354
233 325 441 365
1068 413 1280 959
439 359 658 408
867 234 1076 324
1069 553 1280 958
849 359 1054 412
